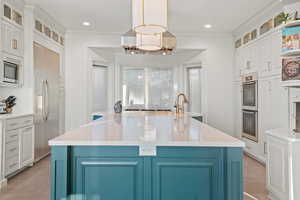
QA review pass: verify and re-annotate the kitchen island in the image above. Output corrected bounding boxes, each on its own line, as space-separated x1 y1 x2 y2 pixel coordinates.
49 112 244 200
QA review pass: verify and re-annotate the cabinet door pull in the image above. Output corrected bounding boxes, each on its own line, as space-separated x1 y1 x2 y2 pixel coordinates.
9 134 18 139
264 142 267 154
23 127 32 132
9 163 17 168
12 39 18 49
9 122 18 127
9 147 17 152
267 62 271 71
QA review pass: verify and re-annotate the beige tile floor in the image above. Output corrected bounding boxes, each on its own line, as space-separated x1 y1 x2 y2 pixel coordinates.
0 155 267 200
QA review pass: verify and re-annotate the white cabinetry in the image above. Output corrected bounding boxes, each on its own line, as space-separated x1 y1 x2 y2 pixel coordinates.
2 115 34 177
1 21 24 58
244 43 259 74
259 31 282 77
234 48 243 80
234 27 287 162
233 81 242 137
259 77 289 156
266 129 300 200
235 29 282 79
20 126 34 167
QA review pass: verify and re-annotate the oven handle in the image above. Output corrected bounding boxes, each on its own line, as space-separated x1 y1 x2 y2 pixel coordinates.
242 110 257 114
242 81 257 85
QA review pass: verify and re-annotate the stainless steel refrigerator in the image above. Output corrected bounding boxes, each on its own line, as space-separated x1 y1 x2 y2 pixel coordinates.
34 43 60 162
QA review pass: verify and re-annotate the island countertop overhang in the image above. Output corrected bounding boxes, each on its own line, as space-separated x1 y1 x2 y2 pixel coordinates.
49 112 245 147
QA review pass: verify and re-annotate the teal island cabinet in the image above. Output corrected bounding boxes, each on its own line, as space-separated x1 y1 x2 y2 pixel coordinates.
49 112 244 200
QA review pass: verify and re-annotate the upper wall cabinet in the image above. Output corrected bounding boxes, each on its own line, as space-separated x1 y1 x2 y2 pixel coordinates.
259 31 282 77
1 3 24 58
1 22 24 58
235 29 282 79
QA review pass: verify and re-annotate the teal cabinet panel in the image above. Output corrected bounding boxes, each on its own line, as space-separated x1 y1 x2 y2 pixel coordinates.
51 147 70 200
152 158 223 200
74 157 144 200
50 146 243 200
225 148 243 200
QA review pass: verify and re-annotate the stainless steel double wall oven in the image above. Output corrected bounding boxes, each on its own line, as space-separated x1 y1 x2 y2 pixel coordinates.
242 73 258 142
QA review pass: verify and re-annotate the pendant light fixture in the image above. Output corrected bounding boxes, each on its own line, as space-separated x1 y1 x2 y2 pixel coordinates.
132 0 168 34
121 30 176 54
121 0 176 54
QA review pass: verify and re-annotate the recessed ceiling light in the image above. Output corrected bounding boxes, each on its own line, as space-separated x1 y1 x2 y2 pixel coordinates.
204 24 212 29
82 21 91 26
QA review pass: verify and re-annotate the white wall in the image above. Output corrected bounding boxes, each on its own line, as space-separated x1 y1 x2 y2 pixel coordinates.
65 31 235 135
0 4 66 135
233 1 283 39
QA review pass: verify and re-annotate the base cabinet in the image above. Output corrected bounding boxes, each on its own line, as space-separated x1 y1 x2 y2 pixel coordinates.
267 136 289 200
3 115 34 177
152 157 223 200
74 157 144 200
20 126 34 167
267 130 300 200
51 146 243 200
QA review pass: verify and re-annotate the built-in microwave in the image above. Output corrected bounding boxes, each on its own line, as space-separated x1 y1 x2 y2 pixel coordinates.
2 56 21 84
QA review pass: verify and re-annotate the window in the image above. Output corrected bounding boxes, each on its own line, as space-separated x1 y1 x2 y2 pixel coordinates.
147 68 173 109
122 68 145 109
122 67 174 110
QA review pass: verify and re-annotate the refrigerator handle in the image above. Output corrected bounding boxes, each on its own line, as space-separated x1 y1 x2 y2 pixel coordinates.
45 80 50 121
42 80 48 121
42 80 46 121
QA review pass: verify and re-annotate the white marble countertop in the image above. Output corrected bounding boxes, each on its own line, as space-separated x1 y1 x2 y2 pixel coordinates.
49 111 244 147
0 112 33 120
267 128 300 142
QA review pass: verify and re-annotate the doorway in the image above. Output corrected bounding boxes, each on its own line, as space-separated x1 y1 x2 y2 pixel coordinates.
92 65 108 113
187 67 202 113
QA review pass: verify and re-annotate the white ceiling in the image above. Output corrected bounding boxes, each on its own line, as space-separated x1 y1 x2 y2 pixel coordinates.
27 0 276 34
90 48 204 67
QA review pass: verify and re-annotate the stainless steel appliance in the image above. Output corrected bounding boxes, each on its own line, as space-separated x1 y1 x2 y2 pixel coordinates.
242 73 258 142
242 72 258 110
2 56 22 84
34 43 60 162
242 110 258 142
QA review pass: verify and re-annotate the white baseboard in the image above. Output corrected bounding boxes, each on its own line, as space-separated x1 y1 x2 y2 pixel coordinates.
0 178 7 189
268 193 280 200
244 150 266 164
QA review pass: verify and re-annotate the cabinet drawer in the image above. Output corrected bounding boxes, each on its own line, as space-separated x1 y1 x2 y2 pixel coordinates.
20 116 33 127
5 140 19 159
6 129 19 143
5 155 19 176
6 115 33 130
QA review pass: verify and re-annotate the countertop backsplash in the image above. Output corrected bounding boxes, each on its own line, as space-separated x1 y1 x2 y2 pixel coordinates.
0 87 34 115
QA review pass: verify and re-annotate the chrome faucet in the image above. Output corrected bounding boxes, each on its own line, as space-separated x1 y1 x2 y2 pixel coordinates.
174 93 189 114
